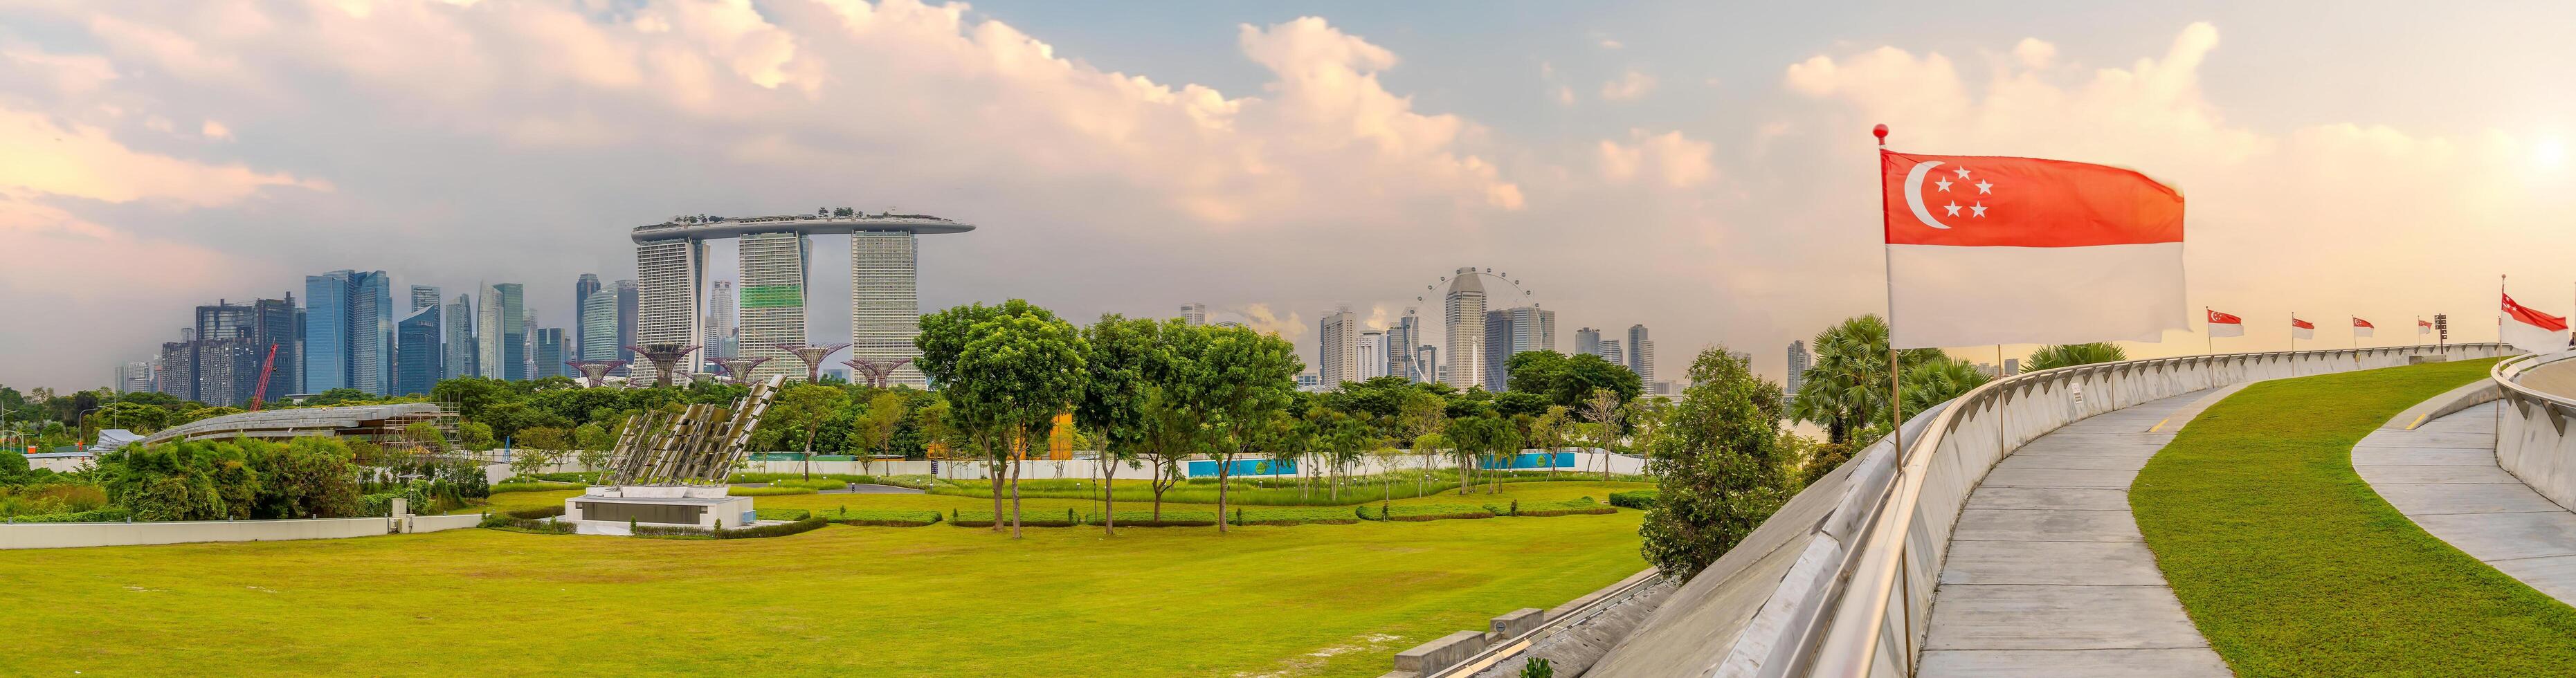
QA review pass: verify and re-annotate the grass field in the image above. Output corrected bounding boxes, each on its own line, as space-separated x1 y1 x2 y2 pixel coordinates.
2132 358 2576 676
0 481 1651 677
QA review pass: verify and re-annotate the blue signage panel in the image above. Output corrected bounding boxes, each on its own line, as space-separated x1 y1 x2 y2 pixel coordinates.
1185 459 1298 477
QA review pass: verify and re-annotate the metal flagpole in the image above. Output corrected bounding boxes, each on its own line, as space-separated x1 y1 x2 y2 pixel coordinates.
2205 306 2214 356
2291 311 2297 352
1874 122 1916 673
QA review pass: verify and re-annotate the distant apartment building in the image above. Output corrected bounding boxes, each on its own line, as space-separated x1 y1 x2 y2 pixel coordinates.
1626 324 1656 390
1482 305 1555 390
193 296 299 405
116 360 151 394
1786 340 1811 396
1318 305 1359 386
1179 303 1207 326
1357 330 1388 381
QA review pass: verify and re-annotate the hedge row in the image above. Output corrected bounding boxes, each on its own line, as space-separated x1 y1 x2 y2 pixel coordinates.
1360 503 1498 522
727 486 817 497
819 508 943 527
1608 490 1658 509
1491 496 1617 517
634 516 831 540
1 506 133 523
491 481 583 494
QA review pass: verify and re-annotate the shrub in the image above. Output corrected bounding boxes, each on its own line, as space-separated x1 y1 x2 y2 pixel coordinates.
1379 504 1496 522
819 508 942 527
491 481 582 494
727 486 817 497
727 472 874 485
754 508 812 522
763 478 854 491
947 511 1080 528
505 505 568 520
634 516 830 539
1608 490 1658 509
2 506 132 523
1499 496 1618 517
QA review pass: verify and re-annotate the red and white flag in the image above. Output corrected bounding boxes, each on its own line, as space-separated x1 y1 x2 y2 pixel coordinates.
2207 309 2244 338
2291 317 2315 340
2503 292 2568 354
2352 318 2375 338
2418 319 2434 336
1880 147 2187 348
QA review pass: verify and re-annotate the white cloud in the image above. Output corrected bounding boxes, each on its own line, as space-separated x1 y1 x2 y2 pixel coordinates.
1598 129 1715 188
201 120 232 140
1600 69 1656 102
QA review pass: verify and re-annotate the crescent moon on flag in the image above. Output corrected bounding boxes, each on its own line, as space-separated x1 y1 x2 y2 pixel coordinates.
1903 160 1952 230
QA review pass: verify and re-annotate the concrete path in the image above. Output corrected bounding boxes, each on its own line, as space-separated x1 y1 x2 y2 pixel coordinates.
2355 402 2576 603
1919 390 2231 677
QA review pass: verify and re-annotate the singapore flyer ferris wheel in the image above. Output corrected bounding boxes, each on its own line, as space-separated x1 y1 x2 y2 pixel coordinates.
1413 267 1539 388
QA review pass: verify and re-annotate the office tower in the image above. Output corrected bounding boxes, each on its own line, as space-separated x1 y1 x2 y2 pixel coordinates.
705 280 742 360
1388 309 1420 382
117 361 151 394
1575 327 1603 357
736 232 807 382
2003 358 2020 375
1179 303 1207 326
522 306 536 378
444 294 477 380
1318 304 1358 386
394 305 440 396
410 285 442 313
580 287 619 362
195 296 298 405
633 212 970 389
351 273 393 395
301 271 396 394
1599 339 1624 368
156 339 194 401
613 280 639 375
1483 305 1556 390
1443 267 1487 389
303 272 351 392
476 285 503 379
1415 345 1437 383
533 327 568 381
1626 324 1656 389
500 286 525 381
1357 331 1388 381
574 273 601 352
1786 340 1812 396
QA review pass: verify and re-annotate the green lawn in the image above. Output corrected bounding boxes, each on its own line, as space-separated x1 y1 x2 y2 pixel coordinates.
0 482 1650 677
2132 358 2576 676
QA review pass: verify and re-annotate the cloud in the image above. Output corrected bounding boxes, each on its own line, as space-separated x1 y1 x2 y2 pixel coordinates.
1599 69 1656 102
1597 129 1716 188
200 120 232 140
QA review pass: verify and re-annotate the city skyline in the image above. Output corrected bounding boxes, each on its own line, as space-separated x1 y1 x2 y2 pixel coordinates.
15 2 2576 392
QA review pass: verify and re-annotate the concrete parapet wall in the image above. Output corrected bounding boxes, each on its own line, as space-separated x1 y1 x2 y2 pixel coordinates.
2496 351 2576 511
0 517 395 549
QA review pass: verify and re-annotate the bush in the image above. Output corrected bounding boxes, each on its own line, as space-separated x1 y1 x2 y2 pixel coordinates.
727 472 874 485
763 478 854 491
1608 490 1658 509
1498 496 1617 517
727 486 817 497
1370 504 1496 522
819 508 942 527
504 505 568 520
491 480 582 494
635 516 830 539
947 510 1082 528
2 506 132 523
483 517 577 533
528 471 601 484
754 508 812 522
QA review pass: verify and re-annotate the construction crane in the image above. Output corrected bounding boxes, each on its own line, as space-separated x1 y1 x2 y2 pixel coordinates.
248 342 280 411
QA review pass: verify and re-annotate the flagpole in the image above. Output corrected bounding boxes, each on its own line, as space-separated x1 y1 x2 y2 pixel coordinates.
2205 306 2213 356
1873 122 1917 673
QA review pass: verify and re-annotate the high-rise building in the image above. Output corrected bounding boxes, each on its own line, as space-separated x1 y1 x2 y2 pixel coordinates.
1483 305 1556 390
1318 304 1359 386
1626 324 1656 389
302 271 398 394
476 285 504 379
705 280 741 360
633 238 707 384
1575 327 1604 357
523 306 537 379
632 212 971 389
303 272 352 392
574 273 601 354
1179 303 1207 326
156 338 194 401
350 273 394 395
410 285 442 313
1598 339 1624 368
444 294 476 380
394 305 441 396
116 360 152 394
580 287 619 363
498 284 525 381
2003 358 2020 375
1443 267 1487 390
851 228 932 388
1357 330 1388 381
1415 345 1437 383
1388 309 1421 382
195 296 298 405
533 327 568 381
613 280 639 375
736 232 808 381
1786 340 1811 397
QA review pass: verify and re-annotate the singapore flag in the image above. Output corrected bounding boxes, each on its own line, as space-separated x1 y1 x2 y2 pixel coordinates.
2352 318 2375 338
1881 148 2188 349
2292 317 2316 340
2206 309 2244 338
2502 292 2569 354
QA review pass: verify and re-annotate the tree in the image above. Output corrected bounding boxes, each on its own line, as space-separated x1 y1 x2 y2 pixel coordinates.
1397 391 1449 497
1444 415 1504 495
1788 315 1943 448
89 401 171 434
1170 324 1300 533
1578 388 1626 481
1507 351 1645 409
1075 313 1178 535
511 426 572 477
1901 358 1993 416
1640 347 1797 578
458 421 497 452
918 300 1087 538
849 391 908 477
1529 405 1572 478
2023 342 2128 372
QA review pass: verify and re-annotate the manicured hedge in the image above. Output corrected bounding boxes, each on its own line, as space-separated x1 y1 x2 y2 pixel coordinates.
1608 490 1658 509
727 486 817 497
491 481 583 494
1357 503 1496 522
949 508 1085 528
1496 496 1617 517
2 507 133 523
819 508 943 527
635 516 831 540
504 505 568 520
754 508 813 522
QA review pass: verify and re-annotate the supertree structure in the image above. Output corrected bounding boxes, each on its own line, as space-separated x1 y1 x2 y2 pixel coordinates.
842 358 916 389
566 360 630 388
624 343 701 387
776 343 851 383
709 356 774 385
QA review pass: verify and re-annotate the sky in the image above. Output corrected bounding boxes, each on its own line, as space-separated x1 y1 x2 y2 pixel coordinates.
6 0 2576 392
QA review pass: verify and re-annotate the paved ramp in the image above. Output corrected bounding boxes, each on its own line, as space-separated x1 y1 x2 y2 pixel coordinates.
2357 401 2576 603
1919 390 2229 677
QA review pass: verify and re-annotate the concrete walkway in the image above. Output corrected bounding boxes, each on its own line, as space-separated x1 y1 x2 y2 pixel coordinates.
2355 402 2576 603
1919 390 2231 677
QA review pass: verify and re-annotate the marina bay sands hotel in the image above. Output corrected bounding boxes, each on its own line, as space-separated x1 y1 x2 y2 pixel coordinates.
630 212 974 387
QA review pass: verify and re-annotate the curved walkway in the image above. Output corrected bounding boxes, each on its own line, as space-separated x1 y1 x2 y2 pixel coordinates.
2357 401 2576 603
1919 390 2229 677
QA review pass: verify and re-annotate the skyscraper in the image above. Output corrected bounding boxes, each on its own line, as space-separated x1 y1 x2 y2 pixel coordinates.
351 273 393 395
498 284 525 381
192 297 296 406
116 360 151 394
533 327 568 380
1179 303 1207 326
581 287 619 363
633 238 707 384
476 284 503 379
1316 304 1359 386
395 305 440 396
706 280 741 360
1388 309 1421 382
632 212 970 389
1575 327 1604 358
614 280 639 375
444 294 476 380
1416 345 1437 383
1598 339 1624 368
851 229 932 387
303 271 352 392
1443 267 1487 390
1482 306 1555 390
522 306 536 379
737 231 809 382
1626 324 1656 389
1357 330 1388 381
574 273 601 354
1786 340 1812 398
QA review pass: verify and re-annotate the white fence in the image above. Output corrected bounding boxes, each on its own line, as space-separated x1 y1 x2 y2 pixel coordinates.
2494 350 2576 509
0 511 481 550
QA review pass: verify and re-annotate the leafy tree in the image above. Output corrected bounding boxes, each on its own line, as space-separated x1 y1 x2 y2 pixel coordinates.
89 401 170 434
458 421 497 452
1901 358 1994 416
172 406 244 427
1075 315 1178 534
1444 415 1505 495
918 300 1087 538
849 391 909 476
1578 388 1627 480
1640 347 1797 578
1397 391 1449 496
1528 405 1572 478
1171 324 1301 533
303 388 377 407
2022 342 2128 372
1789 315 1943 447
1506 351 1644 409
572 423 614 470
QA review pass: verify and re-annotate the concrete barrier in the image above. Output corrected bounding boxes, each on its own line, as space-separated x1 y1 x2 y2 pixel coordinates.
0 517 394 549
2495 350 2576 511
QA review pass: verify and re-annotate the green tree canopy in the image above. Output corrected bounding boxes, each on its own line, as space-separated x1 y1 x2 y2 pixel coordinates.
1640 347 1795 578
2023 342 2129 372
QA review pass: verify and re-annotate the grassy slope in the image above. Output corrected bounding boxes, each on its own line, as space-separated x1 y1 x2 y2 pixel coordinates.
0 482 1649 677
2132 358 2576 676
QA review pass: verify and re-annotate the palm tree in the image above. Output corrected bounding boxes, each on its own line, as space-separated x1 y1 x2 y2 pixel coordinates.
2022 342 2128 372
1788 315 1944 446
1901 358 1993 415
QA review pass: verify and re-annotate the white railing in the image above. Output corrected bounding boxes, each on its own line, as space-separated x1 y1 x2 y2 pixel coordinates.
2492 350 2576 510
1796 342 2507 677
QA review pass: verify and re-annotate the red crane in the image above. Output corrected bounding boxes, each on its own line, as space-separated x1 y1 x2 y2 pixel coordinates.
248 342 280 411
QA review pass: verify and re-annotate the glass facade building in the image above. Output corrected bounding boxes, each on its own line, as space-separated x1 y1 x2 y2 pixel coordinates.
395 305 441 396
